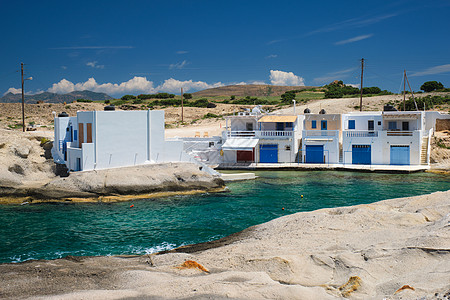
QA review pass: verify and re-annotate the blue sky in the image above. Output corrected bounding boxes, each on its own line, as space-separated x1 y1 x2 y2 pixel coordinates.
1 0 450 97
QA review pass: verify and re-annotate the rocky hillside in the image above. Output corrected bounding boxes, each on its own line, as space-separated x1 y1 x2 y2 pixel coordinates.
192 84 317 97
0 90 113 104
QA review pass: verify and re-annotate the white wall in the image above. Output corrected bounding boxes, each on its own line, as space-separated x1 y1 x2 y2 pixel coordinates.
342 135 383 164
229 117 258 131
342 113 382 130
425 111 450 131
257 139 295 163
302 135 340 164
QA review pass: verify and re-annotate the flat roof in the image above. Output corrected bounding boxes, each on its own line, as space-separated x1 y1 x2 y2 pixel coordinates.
258 115 297 123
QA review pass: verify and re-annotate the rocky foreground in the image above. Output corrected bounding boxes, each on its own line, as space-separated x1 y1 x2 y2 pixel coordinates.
1 190 449 299
0 128 224 203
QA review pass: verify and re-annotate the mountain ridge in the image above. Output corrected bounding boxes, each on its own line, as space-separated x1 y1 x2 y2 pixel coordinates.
0 90 113 104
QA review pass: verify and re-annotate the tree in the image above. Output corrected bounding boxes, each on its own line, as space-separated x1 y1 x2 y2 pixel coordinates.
121 94 135 100
183 93 192 99
324 87 343 98
280 91 296 103
420 81 444 92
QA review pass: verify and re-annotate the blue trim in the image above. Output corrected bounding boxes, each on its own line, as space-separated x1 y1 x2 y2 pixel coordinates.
311 120 316 128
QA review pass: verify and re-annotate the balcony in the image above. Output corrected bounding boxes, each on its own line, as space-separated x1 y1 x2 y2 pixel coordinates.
303 130 339 137
386 131 413 136
345 130 378 137
226 130 293 139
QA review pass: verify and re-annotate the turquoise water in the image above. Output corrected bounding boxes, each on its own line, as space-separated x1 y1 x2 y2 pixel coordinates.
0 171 449 263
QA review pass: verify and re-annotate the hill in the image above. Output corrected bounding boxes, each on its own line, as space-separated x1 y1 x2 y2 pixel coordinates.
192 84 317 97
0 90 113 104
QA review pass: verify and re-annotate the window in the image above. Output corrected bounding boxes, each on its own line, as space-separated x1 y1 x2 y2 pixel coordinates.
388 121 397 130
73 130 78 140
311 120 317 128
285 122 293 128
276 122 284 131
209 142 214 147
348 120 355 129
378 121 381 126
368 120 374 131
321 120 327 130
246 122 253 131
402 121 409 131
86 123 93 143
285 145 291 151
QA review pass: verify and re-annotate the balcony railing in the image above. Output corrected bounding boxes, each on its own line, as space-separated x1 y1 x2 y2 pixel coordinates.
303 130 339 137
345 130 378 137
226 130 293 138
386 131 413 136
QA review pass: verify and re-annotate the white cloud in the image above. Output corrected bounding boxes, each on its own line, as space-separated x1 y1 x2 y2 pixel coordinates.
169 60 189 70
4 87 22 95
86 61 105 69
265 54 278 59
410 64 450 77
335 34 373 45
157 78 224 93
48 77 157 95
269 70 305 86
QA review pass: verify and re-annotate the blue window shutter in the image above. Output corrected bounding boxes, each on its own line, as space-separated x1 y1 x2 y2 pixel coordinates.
312 120 316 128
74 130 78 140
348 120 355 129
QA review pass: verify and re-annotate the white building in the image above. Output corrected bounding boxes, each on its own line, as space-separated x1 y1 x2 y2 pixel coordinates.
221 110 303 164
301 113 341 164
53 109 196 172
342 110 432 165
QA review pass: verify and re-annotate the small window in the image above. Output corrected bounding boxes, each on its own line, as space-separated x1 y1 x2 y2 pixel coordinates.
402 121 409 131
388 121 397 130
311 120 317 128
285 122 293 128
209 142 214 147
368 120 374 131
246 122 253 131
348 120 355 129
378 121 381 126
285 145 291 151
74 130 78 140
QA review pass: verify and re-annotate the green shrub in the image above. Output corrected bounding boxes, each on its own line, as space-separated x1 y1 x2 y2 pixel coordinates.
203 113 220 119
121 95 136 100
76 98 93 103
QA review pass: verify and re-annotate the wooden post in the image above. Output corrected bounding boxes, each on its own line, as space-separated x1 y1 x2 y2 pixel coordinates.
403 70 406 111
359 58 364 112
181 87 184 123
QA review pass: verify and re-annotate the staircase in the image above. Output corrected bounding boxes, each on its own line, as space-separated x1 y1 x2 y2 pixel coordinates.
420 137 429 165
339 144 343 163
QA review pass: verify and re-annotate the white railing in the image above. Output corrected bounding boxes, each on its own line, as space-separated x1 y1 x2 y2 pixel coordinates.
386 131 413 136
345 130 378 137
226 130 293 138
256 131 293 138
303 130 339 137
226 131 256 137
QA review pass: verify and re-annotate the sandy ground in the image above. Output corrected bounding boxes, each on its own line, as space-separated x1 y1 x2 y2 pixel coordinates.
1 190 448 299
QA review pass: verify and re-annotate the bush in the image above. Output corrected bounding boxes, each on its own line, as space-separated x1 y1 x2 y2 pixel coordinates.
324 87 343 98
362 87 382 94
398 95 450 111
76 98 93 103
183 93 192 99
280 91 296 103
121 95 136 100
104 100 111 104
132 99 143 104
230 96 272 105
206 102 217 108
203 113 220 119
138 93 175 99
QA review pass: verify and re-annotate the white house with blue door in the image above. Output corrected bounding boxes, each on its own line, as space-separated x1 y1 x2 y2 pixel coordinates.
222 110 303 164
342 111 431 165
53 109 196 172
302 113 341 164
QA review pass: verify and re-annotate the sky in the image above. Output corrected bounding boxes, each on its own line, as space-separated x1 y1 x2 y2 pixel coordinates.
1 0 450 97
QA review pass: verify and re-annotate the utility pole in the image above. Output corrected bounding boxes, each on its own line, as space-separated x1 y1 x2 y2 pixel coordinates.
21 62 25 132
181 87 184 123
403 69 406 111
359 58 364 112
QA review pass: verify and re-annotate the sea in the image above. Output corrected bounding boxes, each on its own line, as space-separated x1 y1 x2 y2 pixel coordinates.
0 170 449 263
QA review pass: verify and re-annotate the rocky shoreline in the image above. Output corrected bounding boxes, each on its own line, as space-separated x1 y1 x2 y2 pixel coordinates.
0 190 449 299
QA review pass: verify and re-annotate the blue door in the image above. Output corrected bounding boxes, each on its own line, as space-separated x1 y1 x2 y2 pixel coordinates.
305 145 324 163
390 146 410 165
260 144 278 163
352 145 371 165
